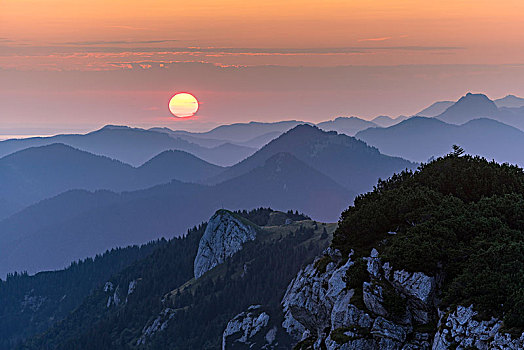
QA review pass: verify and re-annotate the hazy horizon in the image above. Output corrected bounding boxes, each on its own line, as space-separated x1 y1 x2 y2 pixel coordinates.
3 1 524 133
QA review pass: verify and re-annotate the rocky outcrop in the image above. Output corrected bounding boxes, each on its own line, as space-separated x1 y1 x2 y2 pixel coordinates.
222 305 274 349
433 305 524 350
194 210 258 279
136 307 176 346
281 248 435 349
105 279 140 307
281 248 524 349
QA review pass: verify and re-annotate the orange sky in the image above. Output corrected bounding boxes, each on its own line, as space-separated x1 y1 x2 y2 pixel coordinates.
2 0 524 66
1 0 524 132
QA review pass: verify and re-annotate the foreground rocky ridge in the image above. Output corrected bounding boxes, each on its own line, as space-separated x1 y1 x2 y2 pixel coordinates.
128 209 333 349
274 247 524 350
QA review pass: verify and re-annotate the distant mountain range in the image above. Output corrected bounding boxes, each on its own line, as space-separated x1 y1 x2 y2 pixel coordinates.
415 94 524 117
0 145 223 220
356 116 524 165
354 92 524 165
0 126 256 167
414 93 524 130
1 92 524 277
0 124 415 276
371 115 409 127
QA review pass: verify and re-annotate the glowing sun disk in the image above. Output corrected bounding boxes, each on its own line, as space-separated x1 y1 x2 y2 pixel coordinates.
169 93 199 118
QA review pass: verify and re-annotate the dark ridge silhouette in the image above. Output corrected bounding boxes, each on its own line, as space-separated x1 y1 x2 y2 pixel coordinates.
0 144 224 220
207 124 416 194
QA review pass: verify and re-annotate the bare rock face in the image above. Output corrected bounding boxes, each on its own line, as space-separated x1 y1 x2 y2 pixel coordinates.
194 210 257 279
280 246 524 349
281 248 348 337
433 305 524 350
281 248 434 350
222 305 275 350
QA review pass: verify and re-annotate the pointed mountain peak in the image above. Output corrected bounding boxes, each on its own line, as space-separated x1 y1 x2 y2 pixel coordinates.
437 92 498 124
454 92 497 109
287 123 322 133
99 125 132 131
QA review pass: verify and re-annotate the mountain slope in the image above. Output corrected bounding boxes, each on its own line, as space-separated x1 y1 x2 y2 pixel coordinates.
415 100 454 117
0 180 208 277
19 209 335 350
212 152 355 219
0 144 224 220
0 126 255 167
317 117 377 136
0 152 352 276
137 149 224 183
356 116 524 165
208 124 416 194
0 239 164 349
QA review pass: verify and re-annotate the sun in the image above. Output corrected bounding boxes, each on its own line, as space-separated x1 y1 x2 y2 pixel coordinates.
169 93 199 118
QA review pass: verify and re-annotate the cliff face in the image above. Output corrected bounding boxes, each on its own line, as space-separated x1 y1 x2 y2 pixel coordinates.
278 247 524 350
194 210 258 279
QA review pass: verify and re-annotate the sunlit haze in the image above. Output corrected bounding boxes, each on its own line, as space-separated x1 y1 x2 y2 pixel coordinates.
2 0 524 134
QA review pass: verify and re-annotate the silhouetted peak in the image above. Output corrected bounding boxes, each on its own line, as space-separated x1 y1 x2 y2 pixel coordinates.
99 125 131 131
437 93 498 124
284 124 325 136
453 93 497 110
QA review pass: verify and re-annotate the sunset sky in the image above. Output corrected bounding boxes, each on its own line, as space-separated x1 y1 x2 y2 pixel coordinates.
1 0 524 133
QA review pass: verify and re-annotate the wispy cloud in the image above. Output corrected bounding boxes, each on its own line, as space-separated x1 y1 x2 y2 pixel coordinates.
0 45 465 71
59 39 179 46
0 45 464 55
358 36 393 42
